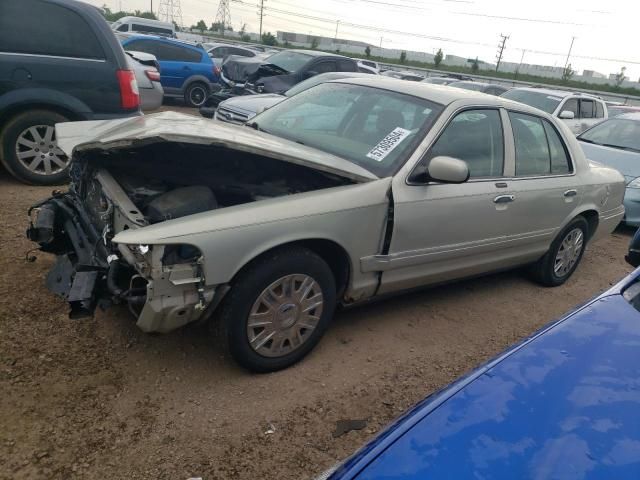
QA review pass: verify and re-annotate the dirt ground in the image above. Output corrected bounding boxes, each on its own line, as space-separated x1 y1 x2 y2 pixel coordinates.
0 112 635 479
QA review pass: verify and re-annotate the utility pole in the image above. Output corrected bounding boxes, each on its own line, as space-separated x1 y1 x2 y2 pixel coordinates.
150 0 153 14
258 0 265 40
334 20 340 41
564 36 576 70
495 33 509 72
379 36 383 48
515 48 526 78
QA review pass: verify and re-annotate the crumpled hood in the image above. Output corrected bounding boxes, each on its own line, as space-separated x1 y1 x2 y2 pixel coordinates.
222 55 286 83
55 111 378 183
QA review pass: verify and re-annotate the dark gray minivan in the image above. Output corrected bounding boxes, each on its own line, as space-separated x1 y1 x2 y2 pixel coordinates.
0 0 141 185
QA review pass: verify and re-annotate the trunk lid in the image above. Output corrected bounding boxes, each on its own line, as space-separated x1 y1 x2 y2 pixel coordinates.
55 111 378 183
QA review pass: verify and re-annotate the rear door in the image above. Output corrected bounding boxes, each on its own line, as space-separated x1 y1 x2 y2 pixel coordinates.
152 42 203 91
502 111 579 251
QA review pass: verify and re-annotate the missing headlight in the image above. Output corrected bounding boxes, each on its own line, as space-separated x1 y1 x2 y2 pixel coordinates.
162 244 201 265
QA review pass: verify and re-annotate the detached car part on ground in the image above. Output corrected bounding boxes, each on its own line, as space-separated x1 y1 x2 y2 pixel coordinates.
27 78 625 372
322 264 640 479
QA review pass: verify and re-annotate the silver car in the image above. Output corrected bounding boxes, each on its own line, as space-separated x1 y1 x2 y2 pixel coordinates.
578 112 640 226
28 78 625 372
125 50 163 111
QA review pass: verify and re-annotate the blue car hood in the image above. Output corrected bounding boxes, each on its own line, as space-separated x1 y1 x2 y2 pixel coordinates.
336 270 640 480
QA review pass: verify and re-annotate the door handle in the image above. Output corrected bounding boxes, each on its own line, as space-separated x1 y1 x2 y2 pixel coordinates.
494 195 515 204
564 189 577 198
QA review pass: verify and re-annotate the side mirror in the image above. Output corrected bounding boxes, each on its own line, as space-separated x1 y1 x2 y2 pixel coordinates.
427 156 470 184
559 110 575 120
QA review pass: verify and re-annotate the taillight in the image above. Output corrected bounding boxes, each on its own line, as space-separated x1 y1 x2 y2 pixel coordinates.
145 69 161 82
213 66 221 76
116 69 139 110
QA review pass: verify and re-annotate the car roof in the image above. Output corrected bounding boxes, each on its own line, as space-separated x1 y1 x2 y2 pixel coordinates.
277 49 351 59
126 34 203 49
510 86 602 100
333 77 547 111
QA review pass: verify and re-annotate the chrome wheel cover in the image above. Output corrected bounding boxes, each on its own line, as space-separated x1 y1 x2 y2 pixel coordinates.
247 274 324 358
554 228 584 277
15 125 68 176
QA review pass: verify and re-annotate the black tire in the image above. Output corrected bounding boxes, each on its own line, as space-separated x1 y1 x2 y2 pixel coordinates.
218 247 337 373
0 109 70 185
530 216 589 287
184 82 209 108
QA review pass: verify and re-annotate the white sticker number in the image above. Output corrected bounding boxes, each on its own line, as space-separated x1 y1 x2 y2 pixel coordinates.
366 127 412 162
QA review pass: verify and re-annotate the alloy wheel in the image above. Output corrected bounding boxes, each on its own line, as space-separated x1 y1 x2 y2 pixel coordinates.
554 228 584 277
15 125 68 176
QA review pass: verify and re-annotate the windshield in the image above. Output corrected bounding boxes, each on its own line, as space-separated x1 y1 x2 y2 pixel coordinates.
265 51 313 73
253 83 443 177
285 73 355 97
450 82 483 91
501 90 563 114
579 118 640 152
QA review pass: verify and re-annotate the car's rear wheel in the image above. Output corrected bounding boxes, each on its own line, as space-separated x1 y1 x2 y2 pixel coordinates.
184 82 208 108
218 247 337 373
0 110 70 185
530 216 588 287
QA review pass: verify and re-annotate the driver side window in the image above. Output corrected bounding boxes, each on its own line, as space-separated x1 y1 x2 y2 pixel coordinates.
425 109 504 178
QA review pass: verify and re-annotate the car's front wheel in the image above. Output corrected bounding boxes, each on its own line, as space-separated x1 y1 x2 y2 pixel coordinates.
531 216 589 287
218 247 337 372
184 82 208 108
0 110 70 185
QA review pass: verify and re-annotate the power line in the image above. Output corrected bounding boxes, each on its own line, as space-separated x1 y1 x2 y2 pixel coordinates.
158 0 183 27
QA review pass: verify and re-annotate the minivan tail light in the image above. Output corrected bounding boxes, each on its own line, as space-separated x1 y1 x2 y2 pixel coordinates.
145 69 161 82
116 69 140 110
213 65 221 76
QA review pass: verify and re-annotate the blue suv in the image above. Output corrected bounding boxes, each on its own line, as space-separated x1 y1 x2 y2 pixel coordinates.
121 35 219 107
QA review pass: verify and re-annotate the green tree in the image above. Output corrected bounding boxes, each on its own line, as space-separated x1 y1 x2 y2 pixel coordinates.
310 36 319 49
211 21 223 32
195 19 207 33
173 20 180 32
561 63 575 82
614 66 627 88
471 57 479 72
434 48 443 67
239 23 250 42
101 5 156 21
365 46 371 58
399 51 407 64
261 32 278 46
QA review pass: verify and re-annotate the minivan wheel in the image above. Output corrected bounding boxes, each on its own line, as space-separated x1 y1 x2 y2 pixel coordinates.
184 82 208 107
530 216 588 287
218 247 337 373
0 110 70 185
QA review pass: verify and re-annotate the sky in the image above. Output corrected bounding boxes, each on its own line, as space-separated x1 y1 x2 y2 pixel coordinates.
86 0 640 80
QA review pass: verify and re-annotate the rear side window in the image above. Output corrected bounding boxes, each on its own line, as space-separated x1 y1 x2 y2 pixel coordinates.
123 39 158 56
230 47 254 57
510 112 571 176
116 24 129 32
339 60 357 71
581 99 595 119
0 0 105 59
595 101 605 119
428 109 504 178
314 61 337 74
132 24 172 35
155 43 201 62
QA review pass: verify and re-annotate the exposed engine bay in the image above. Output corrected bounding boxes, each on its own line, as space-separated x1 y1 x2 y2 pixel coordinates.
28 141 353 330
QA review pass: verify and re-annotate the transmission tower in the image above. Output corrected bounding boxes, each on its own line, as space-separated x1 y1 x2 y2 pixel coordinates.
495 33 509 72
214 0 232 34
158 0 183 29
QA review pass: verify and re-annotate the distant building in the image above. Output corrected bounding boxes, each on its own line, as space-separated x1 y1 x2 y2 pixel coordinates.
583 70 606 79
609 72 629 81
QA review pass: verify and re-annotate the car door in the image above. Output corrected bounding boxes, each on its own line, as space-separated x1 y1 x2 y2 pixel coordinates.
557 98 581 134
153 42 202 91
500 110 579 253
378 108 520 294
578 98 599 133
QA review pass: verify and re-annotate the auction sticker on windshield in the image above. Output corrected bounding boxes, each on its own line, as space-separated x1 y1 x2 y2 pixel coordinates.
366 127 412 161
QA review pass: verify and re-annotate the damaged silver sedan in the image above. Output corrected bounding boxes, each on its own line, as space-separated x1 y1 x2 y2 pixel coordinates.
27 78 625 372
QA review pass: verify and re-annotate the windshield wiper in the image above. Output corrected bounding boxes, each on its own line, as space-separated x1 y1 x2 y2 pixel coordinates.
246 121 271 135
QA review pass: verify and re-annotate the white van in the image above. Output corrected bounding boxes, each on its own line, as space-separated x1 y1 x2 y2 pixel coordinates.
111 16 175 37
